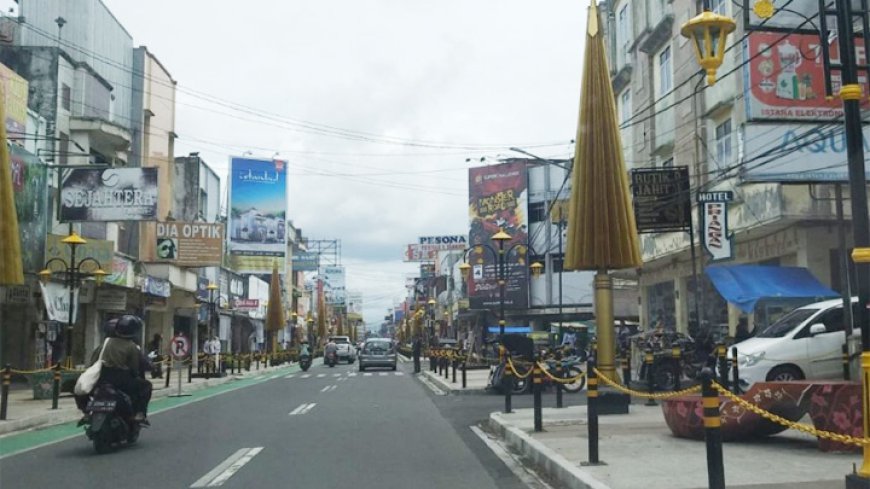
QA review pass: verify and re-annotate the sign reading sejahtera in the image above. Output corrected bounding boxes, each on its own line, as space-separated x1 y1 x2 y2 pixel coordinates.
60 168 159 221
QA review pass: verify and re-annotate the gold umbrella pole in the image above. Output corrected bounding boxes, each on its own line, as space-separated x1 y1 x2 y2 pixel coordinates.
594 270 618 382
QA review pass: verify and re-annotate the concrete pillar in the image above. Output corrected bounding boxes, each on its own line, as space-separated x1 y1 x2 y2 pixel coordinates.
674 276 689 334
727 303 742 338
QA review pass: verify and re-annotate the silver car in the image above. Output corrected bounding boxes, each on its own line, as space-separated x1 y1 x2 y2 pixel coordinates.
358 338 397 371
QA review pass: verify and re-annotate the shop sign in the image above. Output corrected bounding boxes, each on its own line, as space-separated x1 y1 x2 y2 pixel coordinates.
142 276 171 298
39 282 79 323
404 244 437 262
105 256 133 288
630 167 691 233
155 221 224 266
736 227 799 263
233 298 259 310
59 167 159 221
4 284 31 305
417 235 467 251
698 192 734 261
96 289 127 311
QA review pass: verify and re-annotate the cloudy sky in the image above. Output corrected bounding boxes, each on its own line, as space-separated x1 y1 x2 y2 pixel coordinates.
10 0 590 327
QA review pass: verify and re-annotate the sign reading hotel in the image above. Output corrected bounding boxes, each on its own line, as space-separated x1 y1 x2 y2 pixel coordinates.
59 167 159 221
698 191 734 261
155 221 225 267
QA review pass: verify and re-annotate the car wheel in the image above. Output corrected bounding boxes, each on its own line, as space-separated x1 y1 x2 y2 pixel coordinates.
391 365 397 371
766 365 804 382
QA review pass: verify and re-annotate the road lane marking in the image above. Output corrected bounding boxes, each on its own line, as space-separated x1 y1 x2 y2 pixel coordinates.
300 403 317 414
379 372 388 376
470 426 553 489
289 403 312 415
338 377 347 382
333 373 341 377
320 385 331 392
316 374 327 378
348 372 357 377
300 374 311 379
418 374 446 396
284 374 296 379
363 373 372 377
395 372 404 376
191 447 264 487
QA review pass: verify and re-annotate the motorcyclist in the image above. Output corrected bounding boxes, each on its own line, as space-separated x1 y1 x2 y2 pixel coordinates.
85 315 152 422
299 340 311 360
324 340 338 363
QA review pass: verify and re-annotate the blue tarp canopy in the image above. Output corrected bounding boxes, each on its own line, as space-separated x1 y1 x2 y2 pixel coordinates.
705 265 838 313
487 326 531 334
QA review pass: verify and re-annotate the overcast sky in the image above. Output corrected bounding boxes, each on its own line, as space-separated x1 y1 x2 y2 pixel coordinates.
10 0 589 327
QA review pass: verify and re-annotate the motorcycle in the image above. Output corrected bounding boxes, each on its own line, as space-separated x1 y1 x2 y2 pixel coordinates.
82 383 143 454
300 355 312 372
325 351 337 367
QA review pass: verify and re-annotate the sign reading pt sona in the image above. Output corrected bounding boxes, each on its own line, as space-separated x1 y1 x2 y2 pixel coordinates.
155 221 224 267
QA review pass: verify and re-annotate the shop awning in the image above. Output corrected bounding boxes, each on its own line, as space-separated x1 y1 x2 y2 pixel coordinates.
705 265 838 313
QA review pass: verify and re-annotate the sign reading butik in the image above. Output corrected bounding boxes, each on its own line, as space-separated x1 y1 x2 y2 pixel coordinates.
630 167 691 233
155 221 224 267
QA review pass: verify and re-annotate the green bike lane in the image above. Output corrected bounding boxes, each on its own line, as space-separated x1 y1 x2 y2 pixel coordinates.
0 365 299 459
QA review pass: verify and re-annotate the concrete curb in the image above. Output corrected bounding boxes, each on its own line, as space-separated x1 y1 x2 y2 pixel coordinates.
421 370 489 396
488 411 611 489
0 364 294 437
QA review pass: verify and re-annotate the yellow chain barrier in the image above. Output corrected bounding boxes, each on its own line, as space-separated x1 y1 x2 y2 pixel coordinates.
506 356 534 380
710 381 869 447
592 368 702 399
537 362 586 384
9 367 53 374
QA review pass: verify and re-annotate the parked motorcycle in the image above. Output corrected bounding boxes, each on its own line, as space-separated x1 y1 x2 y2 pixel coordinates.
82 383 143 454
300 355 312 372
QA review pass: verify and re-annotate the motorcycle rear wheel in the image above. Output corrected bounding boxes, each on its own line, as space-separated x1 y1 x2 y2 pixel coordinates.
93 430 113 454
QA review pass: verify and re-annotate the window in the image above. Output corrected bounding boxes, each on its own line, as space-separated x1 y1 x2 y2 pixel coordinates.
710 0 727 15
61 83 71 111
658 46 672 95
617 3 631 67
715 119 732 165
199 190 208 220
620 89 631 125
59 132 69 165
529 202 547 223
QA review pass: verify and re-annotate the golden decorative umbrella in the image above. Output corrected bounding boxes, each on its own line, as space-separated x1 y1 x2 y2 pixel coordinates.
0 84 24 286
265 262 285 353
564 0 642 382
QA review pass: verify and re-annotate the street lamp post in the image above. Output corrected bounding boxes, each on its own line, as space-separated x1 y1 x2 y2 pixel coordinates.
39 232 107 368
427 298 436 344
459 229 544 341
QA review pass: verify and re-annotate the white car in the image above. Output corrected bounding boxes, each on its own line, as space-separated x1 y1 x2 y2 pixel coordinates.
328 335 356 363
734 298 857 390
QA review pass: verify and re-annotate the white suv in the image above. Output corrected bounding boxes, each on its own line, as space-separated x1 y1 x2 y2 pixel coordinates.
328 336 356 363
735 298 858 390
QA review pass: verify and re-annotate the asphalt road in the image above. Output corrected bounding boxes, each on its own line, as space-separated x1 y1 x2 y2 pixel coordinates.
0 359 574 489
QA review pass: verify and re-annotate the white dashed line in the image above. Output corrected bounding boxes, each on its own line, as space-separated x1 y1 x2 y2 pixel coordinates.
363 373 372 377
316 374 326 378
300 374 311 379
284 374 296 379
191 447 264 487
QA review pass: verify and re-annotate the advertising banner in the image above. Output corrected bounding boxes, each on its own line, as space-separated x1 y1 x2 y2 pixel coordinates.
403 244 437 262
9 144 48 272
347 292 363 315
292 251 319 271
630 167 691 233
59 167 158 221
142 276 171 298
227 157 288 274
744 31 869 121
467 162 529 310
321 266 346 305
40 282 79 323
742 123 870 182
698 192 734 261
105 255 133 288
0 63 28 139
155 221 224 266
233 298 259 310
45 233 114 270
417 235 467 251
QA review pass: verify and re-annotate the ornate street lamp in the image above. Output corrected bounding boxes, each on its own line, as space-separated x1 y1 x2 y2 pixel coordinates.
39 232 107 368
680 7 736 86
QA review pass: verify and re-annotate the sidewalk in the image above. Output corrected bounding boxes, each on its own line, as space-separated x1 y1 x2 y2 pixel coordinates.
488 404 857 489
421 366 490 395
0 362 296 437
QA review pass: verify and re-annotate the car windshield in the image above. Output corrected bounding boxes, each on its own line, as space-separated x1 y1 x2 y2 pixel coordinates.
755 308 818 338
365 341 392 353
330 337 350 344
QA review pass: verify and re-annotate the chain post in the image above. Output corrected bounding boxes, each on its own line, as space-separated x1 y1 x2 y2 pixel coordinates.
585 355 600 466
462 357 467 388
51 363 61 410
188 361 193 383
452 354 457 383
1 364 10 420
555 351 564 409
644 349 656 406
716 343 729 390
621 351 631 386
165 359 171 389
701 368 725 489
533 359 543 432
844 343 852 381
731 347 741 395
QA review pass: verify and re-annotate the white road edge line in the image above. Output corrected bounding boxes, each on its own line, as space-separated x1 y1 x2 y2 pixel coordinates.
207 447 264 487
289 403 310 415
363 373 372 377
469 426 553 489
418 374 446 396
379 372 388 376
333 373 341 377
395 372 404 376
284 374 296 379
300 374 311 379
190 448 250 487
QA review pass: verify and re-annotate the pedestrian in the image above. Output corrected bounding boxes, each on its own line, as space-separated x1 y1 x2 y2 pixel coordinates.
412 335 422 374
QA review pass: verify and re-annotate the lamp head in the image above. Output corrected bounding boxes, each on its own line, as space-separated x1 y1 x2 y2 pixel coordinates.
38 268 52 285
530 261 544 278
92 268 107 286
491 228 512 242
459 262 471 279
680 9 736 85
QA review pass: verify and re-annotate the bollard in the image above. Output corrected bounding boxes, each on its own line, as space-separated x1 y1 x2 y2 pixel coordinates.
0 364 10 420
188 361 193 383
503 359 513 414
452 358 457 383
51 363 61 410
700 368 725 489
621 352 631 386
671 345 682 391
444 357 450 380
165 360 171 389
430 350 436 372
731 347 741 394
585 356 600 465
644 350 656 406
462 360 467 388
533 361 543 432
716 343 729 391
843 343 851 381
256 354 261 371
197 356 203 374
555 352 564 409
247 353 252 372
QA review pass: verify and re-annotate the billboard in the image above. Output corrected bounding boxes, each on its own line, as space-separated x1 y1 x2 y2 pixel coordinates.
744 31 870 121
155 221 224 267
418 235 467 250
467 162 529 310
9 145 48 273
292 251 320 271
404 243 437 262
347 292 363 315
0 63 28 139
59 167 158 221
321 266 346 305
630 167 691 233
227 157 288 274
742 123 870 182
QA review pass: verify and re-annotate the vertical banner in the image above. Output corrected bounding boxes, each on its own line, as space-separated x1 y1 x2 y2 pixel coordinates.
9 145 47 273
227 157 288 274
321 266 346 305
467 162 529 310
698 191 734 261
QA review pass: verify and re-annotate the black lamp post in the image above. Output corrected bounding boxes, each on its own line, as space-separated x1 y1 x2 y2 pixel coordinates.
39 232 107 368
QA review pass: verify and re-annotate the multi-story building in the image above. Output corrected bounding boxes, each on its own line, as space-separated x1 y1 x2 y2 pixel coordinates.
600 0 863 336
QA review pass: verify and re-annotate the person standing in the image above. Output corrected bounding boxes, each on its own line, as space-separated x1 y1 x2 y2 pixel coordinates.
412 336 422 374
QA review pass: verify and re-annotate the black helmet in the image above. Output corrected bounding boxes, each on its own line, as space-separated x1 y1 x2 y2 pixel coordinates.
115 315 143 339
103 318 119 337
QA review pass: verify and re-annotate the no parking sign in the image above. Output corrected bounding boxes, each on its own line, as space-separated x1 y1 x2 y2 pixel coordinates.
171 333 190 359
